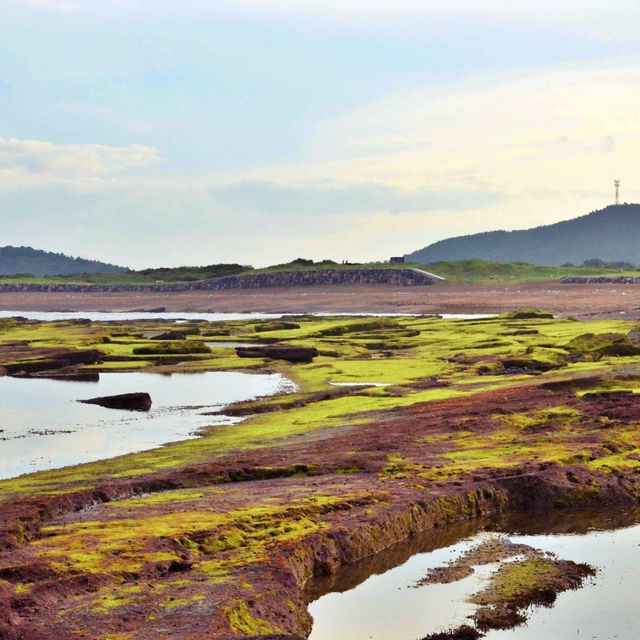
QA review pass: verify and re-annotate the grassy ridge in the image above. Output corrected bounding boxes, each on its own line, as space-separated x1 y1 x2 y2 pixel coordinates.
2 258 640 286
419 259 640 283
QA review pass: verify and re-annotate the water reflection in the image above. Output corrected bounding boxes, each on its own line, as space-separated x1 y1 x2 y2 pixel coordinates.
0 371 294 479
307 508 640 640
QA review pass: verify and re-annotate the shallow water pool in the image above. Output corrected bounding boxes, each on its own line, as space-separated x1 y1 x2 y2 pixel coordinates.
0 370 294 479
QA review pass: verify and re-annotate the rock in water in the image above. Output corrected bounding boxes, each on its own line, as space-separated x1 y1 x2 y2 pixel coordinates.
78 392 152 412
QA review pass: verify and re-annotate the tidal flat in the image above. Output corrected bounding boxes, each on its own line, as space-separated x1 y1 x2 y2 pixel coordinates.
2 311 640 639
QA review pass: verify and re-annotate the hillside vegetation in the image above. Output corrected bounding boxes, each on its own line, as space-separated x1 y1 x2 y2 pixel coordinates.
134 263 248 282
407 204 640 266
0 246 126 277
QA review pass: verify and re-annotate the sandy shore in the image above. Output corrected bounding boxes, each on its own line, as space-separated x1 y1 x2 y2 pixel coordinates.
0 281 639 319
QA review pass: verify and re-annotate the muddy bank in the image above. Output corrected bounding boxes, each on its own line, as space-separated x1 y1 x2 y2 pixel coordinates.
563 275 640 284
3 281 640 319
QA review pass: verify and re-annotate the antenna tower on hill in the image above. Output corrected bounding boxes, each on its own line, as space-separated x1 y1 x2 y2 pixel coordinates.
614 179 620 205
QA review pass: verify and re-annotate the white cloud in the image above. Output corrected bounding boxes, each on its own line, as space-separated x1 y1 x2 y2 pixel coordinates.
304 63 640 194
212 61 640 258
0 137 160 186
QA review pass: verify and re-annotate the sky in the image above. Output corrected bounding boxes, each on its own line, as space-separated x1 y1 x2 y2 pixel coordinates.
2 1 640 268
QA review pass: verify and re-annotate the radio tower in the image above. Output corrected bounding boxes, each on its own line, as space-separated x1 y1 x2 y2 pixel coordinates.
614 179 620 205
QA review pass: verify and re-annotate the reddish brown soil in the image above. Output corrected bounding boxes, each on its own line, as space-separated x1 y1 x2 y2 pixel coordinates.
2 381 640 639
2 281 640 319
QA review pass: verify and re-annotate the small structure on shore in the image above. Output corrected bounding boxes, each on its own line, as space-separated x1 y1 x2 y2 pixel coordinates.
389 256 405 264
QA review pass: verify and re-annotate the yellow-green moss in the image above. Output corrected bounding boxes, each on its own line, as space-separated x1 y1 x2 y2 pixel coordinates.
225 600 280 635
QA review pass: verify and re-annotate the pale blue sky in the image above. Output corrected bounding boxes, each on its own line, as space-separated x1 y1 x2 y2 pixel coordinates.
2 1 640 267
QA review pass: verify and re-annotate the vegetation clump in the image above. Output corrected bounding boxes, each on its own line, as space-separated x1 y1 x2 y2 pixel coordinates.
565 332 640 358
419 626 482 640
313 319 401 336
502 309 554 320
224 600 280 635
471 556 594 631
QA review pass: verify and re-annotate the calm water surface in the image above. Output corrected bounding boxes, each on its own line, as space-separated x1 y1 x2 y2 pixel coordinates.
308 509 640 640
0 371 294 479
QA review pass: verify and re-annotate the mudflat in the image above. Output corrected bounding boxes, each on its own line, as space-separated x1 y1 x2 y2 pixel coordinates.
2 312 640 639
0 281 638 318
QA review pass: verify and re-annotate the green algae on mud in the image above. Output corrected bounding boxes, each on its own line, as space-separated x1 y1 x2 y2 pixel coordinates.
3 312 640 638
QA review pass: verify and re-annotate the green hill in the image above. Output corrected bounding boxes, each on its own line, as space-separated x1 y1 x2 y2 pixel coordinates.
406 204 640 266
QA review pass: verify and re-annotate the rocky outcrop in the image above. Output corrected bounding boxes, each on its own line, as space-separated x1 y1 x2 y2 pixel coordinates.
236 345 319 363
0 268 443 293
78 392 152 412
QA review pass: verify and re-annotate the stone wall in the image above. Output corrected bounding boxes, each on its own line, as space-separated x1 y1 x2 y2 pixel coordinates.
0 268 443 293
562 276 640 284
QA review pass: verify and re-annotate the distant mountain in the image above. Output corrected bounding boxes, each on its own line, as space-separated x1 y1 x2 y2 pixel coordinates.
406 204 640 266
0 246 127 277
